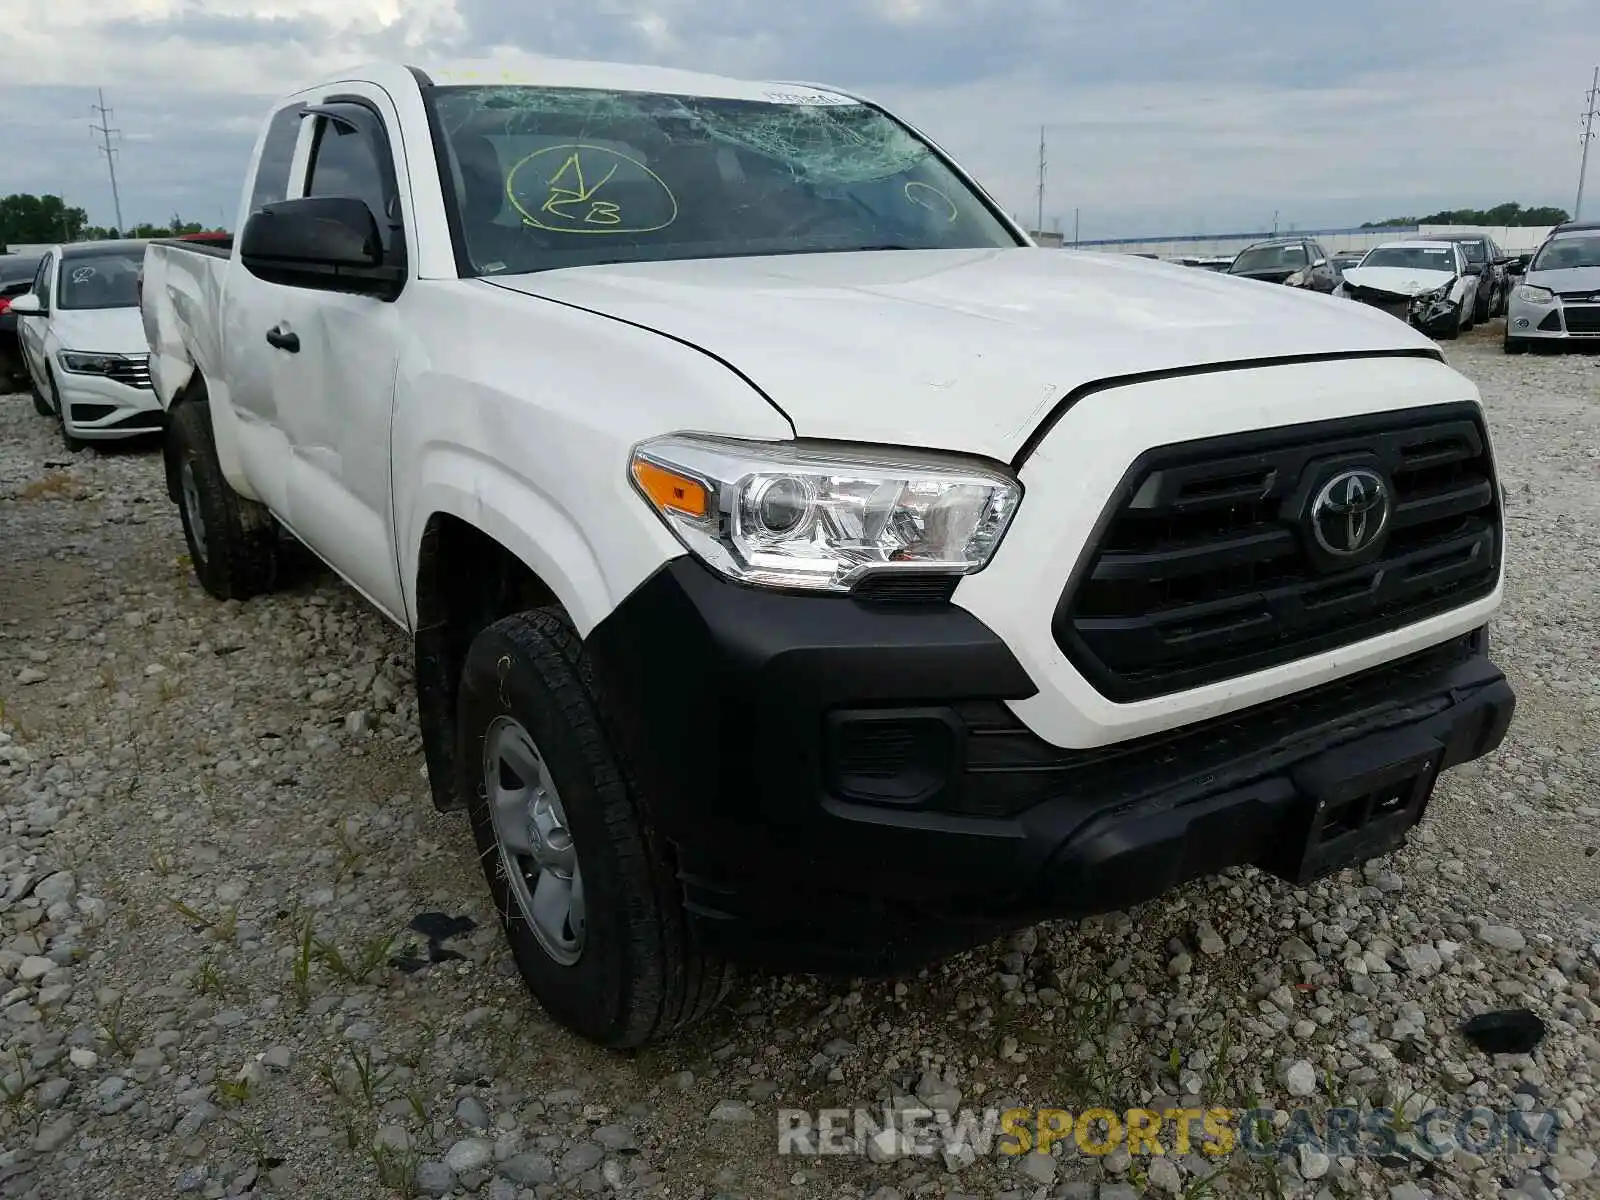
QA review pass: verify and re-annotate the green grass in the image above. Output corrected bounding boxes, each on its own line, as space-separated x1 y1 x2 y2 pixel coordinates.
313 931 396 984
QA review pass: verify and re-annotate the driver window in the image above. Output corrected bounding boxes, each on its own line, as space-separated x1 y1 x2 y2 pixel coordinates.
305 113 399 253
33 256 53 308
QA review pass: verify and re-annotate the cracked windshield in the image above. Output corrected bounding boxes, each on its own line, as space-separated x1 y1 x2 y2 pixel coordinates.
430 85 1017 274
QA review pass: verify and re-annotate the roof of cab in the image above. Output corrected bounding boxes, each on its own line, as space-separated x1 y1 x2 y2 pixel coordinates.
402 56 857 104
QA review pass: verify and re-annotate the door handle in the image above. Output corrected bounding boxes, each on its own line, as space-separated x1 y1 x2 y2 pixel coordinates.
265 323 300 353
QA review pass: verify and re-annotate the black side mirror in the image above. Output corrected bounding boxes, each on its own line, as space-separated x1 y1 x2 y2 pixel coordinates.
240 196 403 299
1462 263 1482 276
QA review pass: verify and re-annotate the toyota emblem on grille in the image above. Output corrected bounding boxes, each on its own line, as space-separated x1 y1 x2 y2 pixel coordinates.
1310 468 1390 556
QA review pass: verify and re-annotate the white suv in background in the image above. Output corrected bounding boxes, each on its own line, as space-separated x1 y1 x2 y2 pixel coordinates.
11 239 161 450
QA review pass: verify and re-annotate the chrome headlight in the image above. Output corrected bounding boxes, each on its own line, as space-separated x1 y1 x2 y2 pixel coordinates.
629 435 1022 592
58 350 131 375
1517 284 1555 304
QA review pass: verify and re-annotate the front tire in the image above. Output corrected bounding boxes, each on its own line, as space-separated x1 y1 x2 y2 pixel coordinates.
1503 337 1529 355
49 374 85 452
168 402 278 600
29 374 52 417
457 610 730 1048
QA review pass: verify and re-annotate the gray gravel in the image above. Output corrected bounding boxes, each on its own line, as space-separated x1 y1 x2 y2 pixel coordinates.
1 331 1597 1199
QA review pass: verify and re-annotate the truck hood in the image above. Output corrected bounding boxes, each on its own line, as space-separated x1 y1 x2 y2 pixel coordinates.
491 247 1436 462
1339 266 1456 298
48 306 146 356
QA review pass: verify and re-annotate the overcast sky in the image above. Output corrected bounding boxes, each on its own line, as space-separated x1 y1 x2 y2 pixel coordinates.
1 0 1594 239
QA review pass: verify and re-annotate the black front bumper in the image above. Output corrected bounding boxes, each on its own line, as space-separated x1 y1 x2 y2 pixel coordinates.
584 559 1514 974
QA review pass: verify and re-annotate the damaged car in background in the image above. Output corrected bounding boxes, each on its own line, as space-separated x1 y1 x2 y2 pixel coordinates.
1225 236 1342 292
1421 232 1513 322
1503 219 1600 353
1335 240 1477 339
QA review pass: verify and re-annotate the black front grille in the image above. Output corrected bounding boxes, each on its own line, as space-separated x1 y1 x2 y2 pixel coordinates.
104 356 151 389
1054 403 1501 702
1343 285 1410 320
1563 306 1600 334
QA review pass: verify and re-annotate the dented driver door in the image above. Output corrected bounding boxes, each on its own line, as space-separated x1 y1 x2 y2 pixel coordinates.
265 87 410 622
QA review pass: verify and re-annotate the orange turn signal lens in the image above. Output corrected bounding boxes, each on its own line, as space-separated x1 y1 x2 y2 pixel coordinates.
631 458 710 520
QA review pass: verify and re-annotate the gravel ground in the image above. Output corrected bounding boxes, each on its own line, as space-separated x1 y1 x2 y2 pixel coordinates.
1 331 1597 1200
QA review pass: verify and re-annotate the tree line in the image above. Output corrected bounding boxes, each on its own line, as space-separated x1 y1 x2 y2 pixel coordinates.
0 193 225 247
1362 202 1571 228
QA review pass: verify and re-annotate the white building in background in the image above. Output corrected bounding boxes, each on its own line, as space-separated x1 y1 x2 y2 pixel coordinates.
1068 225 1558 259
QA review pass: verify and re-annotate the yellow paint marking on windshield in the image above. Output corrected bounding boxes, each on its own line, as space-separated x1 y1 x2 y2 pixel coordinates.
540 152 622 223
506 144 679 235
904 181 958 224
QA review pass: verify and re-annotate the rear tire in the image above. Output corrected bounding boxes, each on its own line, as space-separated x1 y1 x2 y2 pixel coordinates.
168 402 279 600
456 609 731 1048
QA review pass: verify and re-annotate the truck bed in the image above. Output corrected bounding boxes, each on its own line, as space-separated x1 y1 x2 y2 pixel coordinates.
140 240 230 413
155 235 233 257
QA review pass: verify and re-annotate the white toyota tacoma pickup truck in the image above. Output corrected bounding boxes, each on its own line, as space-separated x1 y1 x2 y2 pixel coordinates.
141 58 1515 1048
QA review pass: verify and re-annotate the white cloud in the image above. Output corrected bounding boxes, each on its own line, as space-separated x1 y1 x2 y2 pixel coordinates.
0 0 1591 234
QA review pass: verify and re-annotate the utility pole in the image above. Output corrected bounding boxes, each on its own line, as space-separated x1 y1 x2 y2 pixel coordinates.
1073 207 1080 247
90 88 124 235
1036 125 1047 236
1577 65 1599 221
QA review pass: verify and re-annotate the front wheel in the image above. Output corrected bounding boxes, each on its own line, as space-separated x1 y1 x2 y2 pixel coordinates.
1503 337 1529 355
26 366 52 416
49 373 85 451
457 610 731 1048
167 402 279 599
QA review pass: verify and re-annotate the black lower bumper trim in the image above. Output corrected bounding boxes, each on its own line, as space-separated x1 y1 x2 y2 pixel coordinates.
584 558 1514 974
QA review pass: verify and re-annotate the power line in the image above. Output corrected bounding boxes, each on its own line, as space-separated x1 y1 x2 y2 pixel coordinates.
1035 125 1047 237
89 88 124 234
1577 65 1599 221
